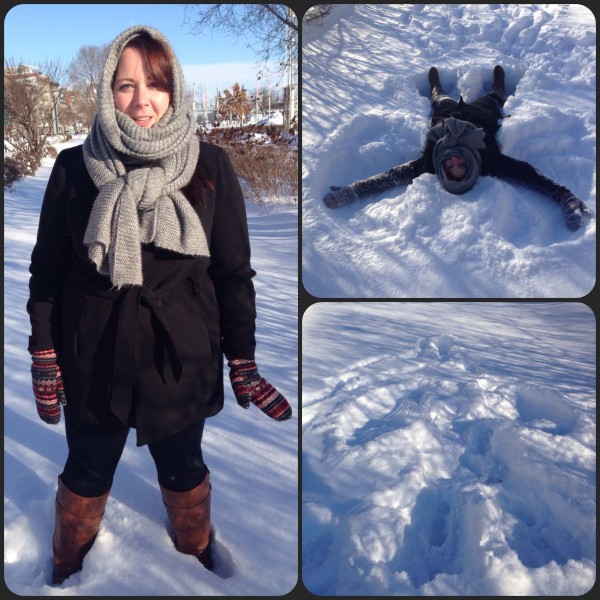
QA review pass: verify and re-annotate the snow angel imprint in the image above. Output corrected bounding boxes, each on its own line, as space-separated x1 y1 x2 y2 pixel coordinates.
323 66 592 232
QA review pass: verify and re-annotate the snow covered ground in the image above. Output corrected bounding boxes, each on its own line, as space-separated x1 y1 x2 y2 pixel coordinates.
302 4 596 298
302 302 595 595
4 136 298 595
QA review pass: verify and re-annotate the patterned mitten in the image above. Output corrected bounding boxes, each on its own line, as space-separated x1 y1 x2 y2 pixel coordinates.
31 349 66 424
556 191 591 231
227 359 292 421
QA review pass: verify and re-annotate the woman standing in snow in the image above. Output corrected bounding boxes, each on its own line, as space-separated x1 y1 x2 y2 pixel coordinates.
323 66 591 231
27 25 291 584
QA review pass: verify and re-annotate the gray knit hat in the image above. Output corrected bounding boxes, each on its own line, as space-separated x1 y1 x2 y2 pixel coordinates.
427 117 486 195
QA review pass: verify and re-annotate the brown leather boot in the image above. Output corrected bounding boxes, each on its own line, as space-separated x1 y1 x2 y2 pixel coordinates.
160 472 214 570
52 478 110 584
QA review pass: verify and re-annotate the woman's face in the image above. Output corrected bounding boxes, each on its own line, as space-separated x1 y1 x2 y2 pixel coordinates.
113 46 170 128
444 155 467 180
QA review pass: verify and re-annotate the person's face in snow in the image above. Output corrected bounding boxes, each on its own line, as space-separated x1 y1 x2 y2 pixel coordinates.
444 155 467 181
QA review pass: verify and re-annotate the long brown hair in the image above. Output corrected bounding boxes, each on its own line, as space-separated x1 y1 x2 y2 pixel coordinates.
183 137 215 206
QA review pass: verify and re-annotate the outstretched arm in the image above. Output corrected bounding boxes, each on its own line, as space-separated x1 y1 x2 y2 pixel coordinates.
494 154 592 231
323 158 425 209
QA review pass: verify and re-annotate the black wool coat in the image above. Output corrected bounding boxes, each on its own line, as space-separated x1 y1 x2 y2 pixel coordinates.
27 142 257 445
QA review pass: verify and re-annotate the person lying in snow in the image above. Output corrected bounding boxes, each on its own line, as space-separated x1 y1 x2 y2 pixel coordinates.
323 66 592 231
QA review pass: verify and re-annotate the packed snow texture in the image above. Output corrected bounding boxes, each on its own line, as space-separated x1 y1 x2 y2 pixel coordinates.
4 137 298 595
302 4 596 298
302 302 595 596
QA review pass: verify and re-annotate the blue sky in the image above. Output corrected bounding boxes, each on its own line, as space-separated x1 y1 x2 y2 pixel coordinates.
4 3 287 98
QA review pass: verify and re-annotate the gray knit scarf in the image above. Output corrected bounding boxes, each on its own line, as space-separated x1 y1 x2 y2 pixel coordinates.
427 117 486 195
82 25 209 288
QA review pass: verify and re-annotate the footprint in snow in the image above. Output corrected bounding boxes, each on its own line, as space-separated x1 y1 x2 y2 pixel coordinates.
457 420 507 484
416 335 479 372
514 383 577 435
416 334 454 361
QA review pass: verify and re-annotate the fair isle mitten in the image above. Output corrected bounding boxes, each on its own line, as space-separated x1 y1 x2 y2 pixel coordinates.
555 190 591 231
31 349 66 424
227 359 292 421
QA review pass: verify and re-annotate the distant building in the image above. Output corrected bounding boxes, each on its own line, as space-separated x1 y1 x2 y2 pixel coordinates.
4 64 73 135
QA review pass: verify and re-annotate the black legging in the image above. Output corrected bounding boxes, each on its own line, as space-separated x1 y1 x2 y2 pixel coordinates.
432 92 505 115
61 409 208 497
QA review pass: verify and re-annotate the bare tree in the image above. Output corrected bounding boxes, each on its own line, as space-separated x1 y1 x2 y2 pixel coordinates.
61 90 96 131
68 44 109 104
67 91 97 130
183 4 298 74
303 5 334 24
4 58 68 164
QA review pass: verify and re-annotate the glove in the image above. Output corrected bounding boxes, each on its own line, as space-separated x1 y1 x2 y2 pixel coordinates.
227 359 292 421
323 185 358 209
557 191 591 231
31 349 66 424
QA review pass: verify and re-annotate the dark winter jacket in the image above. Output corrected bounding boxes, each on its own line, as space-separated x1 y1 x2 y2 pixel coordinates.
27 142 257 446
323 95 576 209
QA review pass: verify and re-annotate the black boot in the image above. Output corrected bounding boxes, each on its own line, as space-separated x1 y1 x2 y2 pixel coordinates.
428 67 448 104
492 65 505 100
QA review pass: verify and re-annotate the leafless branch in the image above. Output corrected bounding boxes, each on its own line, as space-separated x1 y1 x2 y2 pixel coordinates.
183 4 298 76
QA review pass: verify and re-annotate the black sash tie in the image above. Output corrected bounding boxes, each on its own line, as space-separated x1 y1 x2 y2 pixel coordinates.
88 280 188 425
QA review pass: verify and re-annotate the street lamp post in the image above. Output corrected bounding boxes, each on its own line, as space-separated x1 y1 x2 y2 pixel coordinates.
256 74 261 122
51 87 60 135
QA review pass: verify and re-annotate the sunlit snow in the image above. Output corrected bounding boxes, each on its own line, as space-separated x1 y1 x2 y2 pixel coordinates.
302 302 595 595
4 136 298 595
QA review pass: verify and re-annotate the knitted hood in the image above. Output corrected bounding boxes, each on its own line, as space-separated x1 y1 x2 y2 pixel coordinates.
427 117 486 195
